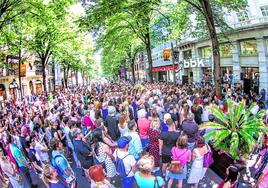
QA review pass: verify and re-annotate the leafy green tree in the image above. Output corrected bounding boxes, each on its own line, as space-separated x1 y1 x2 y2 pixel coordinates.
96 21 143 82
25 0 75 93
80 0 162 82
0 0 29 31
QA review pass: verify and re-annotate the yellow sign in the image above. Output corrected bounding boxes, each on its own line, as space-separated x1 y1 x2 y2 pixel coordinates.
20 64 26 77
163 49 172 61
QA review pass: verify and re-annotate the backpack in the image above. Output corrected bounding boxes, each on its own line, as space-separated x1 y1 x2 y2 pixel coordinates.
115 150 131 178
51 154 64 177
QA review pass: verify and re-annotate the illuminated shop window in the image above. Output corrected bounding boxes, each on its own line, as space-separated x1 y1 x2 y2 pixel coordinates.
220 43 232 57
240 40 258 55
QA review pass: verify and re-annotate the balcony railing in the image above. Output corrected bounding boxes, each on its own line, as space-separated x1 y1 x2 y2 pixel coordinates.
232 16 268 29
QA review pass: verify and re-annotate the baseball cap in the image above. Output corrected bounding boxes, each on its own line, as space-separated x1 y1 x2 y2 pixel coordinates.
117 136 132 148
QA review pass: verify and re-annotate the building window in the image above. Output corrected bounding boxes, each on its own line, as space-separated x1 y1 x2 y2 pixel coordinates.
220 43 232 57
200 47 212 59
261 5 268 17
237 11 249 22
183 50 192 60
240 40 258 55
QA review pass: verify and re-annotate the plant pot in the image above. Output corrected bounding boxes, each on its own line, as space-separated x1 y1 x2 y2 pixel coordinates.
210 145 234 179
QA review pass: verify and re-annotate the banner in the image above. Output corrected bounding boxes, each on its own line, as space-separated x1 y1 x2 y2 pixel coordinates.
163 49 172 61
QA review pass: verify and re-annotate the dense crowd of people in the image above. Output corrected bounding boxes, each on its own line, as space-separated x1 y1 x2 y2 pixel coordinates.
0 81 267 188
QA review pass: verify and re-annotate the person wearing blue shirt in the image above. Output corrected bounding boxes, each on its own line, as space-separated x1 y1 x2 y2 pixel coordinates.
50 138 75 180
124 120 142 161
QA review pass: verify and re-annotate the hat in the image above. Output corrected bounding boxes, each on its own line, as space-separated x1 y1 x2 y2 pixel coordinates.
117 136 132 148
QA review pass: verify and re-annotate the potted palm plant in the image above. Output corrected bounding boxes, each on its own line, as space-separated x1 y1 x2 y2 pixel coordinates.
200 99 267 178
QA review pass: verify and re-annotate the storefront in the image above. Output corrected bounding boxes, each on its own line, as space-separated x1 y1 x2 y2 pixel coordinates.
152 65 178 82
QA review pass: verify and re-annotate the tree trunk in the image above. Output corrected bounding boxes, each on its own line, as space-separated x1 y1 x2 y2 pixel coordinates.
63 66 66 88
199 0 221 95
82 71 85 86
75 70 78 86
171 41 176 84
18 39 22 100
131 60 136 84
145 32 153 83
66 64 70 88
41 59 47 95
52 61 56 91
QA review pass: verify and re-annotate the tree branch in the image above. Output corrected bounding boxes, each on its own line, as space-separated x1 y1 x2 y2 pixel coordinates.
184 0 204 15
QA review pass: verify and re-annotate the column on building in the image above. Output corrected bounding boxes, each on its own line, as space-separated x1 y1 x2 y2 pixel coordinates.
191 48 202 82
257 37 268 92
232 41 241 84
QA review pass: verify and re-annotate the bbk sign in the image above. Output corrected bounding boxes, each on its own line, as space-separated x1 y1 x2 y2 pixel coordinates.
183 58 205 68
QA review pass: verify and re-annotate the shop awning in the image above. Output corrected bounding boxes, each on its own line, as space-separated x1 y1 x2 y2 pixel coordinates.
152 65 178 72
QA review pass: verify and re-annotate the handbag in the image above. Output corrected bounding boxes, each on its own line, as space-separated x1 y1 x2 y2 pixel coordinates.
203 144 214 168
169 150 187 174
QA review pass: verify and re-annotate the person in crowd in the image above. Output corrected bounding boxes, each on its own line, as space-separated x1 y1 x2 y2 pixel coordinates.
255 161 268 188
8 135 37 187
62 118 79 167
161 113 171 132
118 113 129 136
167 134 192 188
217 165 240 188
191 98 203 125
42 165 75 188
19 126 29 157
88 165 114 188
159 118 180 177
125 120 143 161
182 113 199 151
113 136 136 188
179 102 190 125
50 138 75 183
72 127 93 177
134 154 165 188
28 135 43 173
0 149 24 188
168 104 179 128
148 109 161 172
93 128 116 181
187 136 210 188
137 108 151 149
104 106 120 141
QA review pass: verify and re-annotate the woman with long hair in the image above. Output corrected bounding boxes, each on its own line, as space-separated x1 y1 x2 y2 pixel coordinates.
187 136 210 188
167 134 192 188
148 109 161 171
118 113 129 136
92 128 116 181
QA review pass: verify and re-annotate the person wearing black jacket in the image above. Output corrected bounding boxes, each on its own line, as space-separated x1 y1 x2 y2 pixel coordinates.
104 106 120 141
72 128 93 178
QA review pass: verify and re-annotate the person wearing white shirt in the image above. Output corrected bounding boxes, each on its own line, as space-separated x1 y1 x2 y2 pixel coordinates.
113 136 136 188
